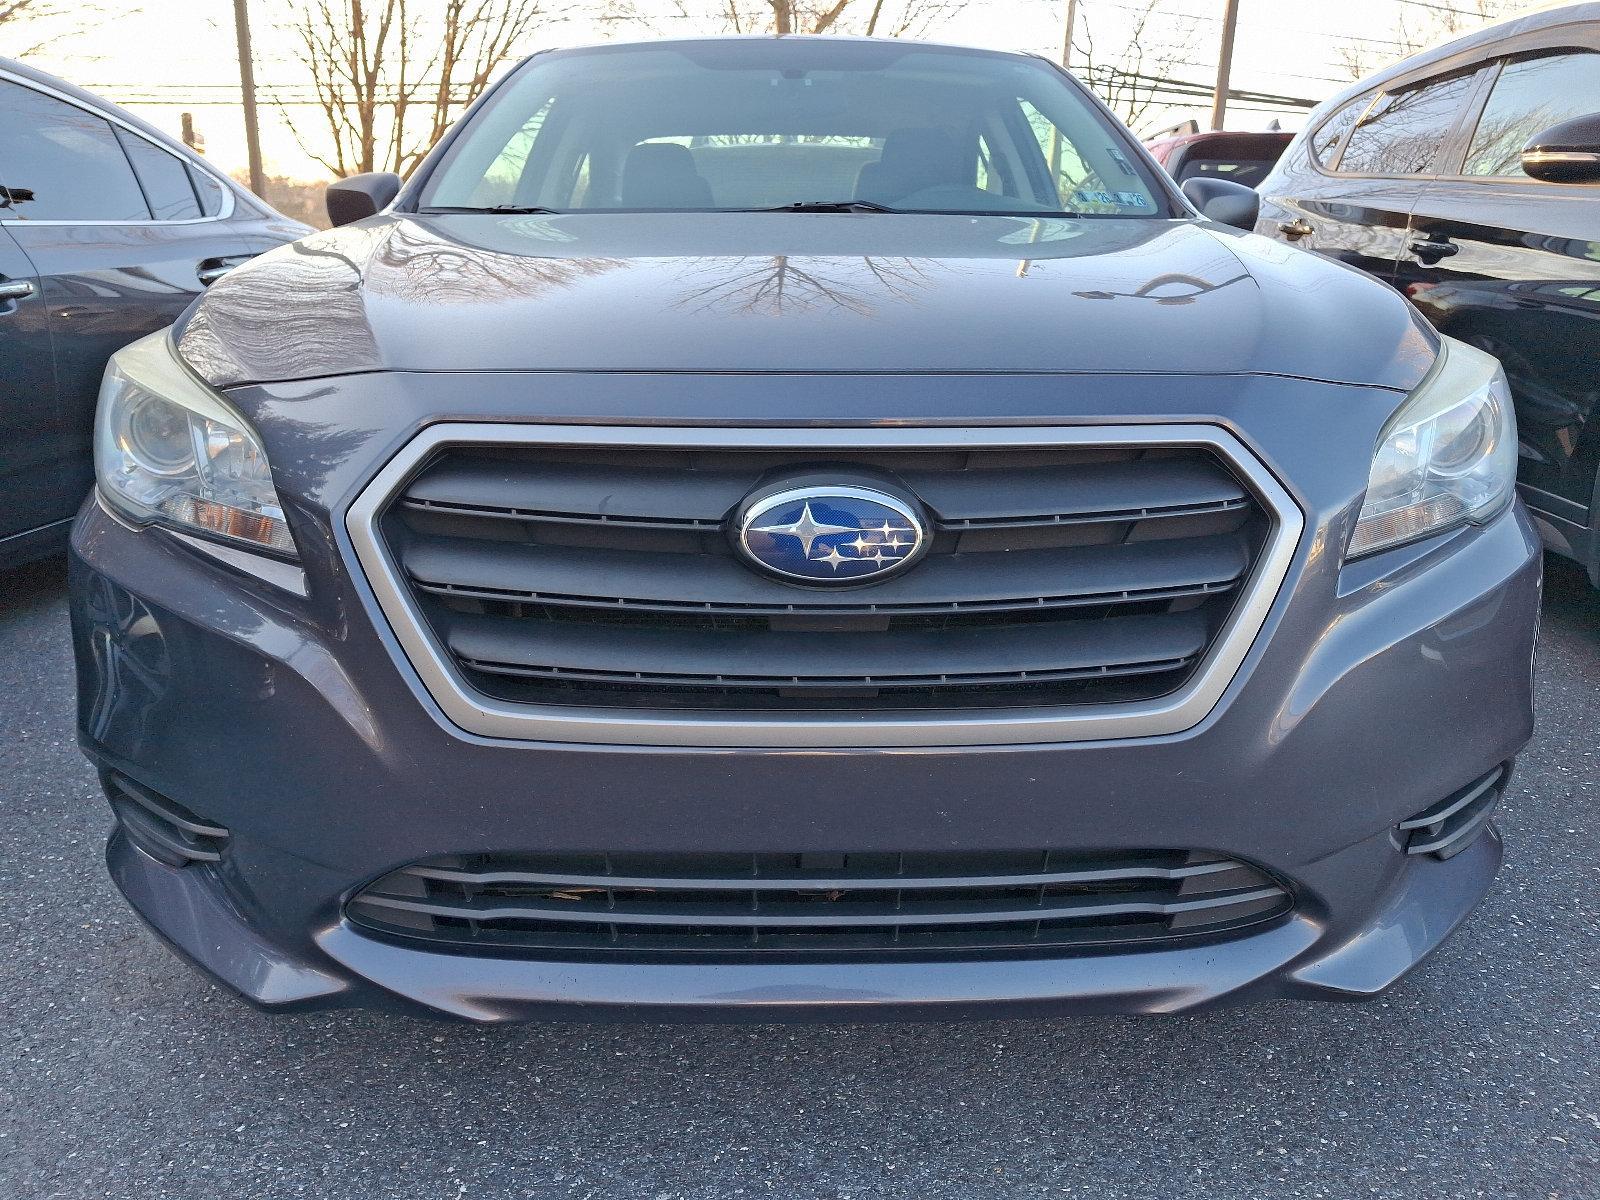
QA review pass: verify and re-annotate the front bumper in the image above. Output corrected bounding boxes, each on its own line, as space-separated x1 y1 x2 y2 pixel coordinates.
69 480 1542 1021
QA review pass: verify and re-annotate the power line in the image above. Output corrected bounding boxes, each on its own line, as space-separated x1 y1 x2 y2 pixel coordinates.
1396 0 1498 15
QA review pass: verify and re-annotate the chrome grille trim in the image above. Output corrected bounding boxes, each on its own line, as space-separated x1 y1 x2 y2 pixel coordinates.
344 424 1303 747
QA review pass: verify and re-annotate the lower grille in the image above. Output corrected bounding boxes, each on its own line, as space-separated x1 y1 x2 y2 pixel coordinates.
347 848 1293 959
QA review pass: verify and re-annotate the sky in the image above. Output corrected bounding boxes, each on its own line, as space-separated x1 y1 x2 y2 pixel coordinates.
3 0 1553 183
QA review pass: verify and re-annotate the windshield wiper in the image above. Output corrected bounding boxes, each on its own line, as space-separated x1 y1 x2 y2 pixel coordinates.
751 201 1091 217
755 200 903 214
417 204 561 215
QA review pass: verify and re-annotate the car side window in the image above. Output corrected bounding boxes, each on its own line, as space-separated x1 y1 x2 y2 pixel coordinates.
188 166 226 217
1310 96 1369 167
114 127 202 220
1338 73 1477 176
1463 51 1600 177
0 79 150 221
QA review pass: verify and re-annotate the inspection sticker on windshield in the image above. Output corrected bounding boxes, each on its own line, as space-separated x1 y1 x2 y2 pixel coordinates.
1073 190 1152 209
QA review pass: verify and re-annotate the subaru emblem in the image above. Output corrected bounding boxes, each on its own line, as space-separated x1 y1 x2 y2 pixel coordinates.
735 483 928 585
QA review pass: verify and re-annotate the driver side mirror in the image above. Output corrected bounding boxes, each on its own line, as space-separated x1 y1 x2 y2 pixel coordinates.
326 171 403 226
1521 113 1600 183
1180 176 1260 232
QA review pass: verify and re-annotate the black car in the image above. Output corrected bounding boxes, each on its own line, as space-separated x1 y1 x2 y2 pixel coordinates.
0 57 308 569
1257 3 1600 584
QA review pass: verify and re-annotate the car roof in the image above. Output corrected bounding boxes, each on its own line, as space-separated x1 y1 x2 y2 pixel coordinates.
1316 1 1600 113
535 33 1042 64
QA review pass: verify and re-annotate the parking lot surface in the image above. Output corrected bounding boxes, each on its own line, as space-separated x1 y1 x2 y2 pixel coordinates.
0 553 1595 1200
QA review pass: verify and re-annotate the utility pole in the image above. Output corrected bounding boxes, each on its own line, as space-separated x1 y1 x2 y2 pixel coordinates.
232 0 266 198
1049 0 1079 180
1210 0 1241 131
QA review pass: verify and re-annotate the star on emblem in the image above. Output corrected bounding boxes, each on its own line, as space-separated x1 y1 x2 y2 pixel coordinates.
815 545 851 570
750 502 854 557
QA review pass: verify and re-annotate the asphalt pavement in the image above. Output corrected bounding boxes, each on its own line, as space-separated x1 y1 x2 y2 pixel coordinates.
0 551 1595 1200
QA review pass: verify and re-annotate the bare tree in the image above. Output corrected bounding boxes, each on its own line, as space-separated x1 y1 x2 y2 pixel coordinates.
1070 0 1200 130
0 0 46 30
1 0 57 52
278 0 550 179
1 0 118 57
606 0 965 39
1336 0 1517 81
673 255 941 317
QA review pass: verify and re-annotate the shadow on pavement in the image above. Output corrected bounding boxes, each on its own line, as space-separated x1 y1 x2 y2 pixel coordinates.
1542 551 1597 635
0 553 67 618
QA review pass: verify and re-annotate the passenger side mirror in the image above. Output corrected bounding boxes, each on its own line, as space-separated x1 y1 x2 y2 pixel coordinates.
1521 113 1600 183
325 171 403 226
1180 176 1260 231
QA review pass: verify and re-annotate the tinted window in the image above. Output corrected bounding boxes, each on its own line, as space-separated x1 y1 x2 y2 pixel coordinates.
114 127 201 219
1464 52 1600 177
1311 96 1368 166
1338 73 1476 175
0 79 149 220
188 166 225 216
425 43 1170 217
1176 158 1277 188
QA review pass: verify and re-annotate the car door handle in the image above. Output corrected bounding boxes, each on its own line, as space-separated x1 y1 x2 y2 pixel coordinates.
1408 238 1459 262
197 254 257 286
1278 218 1314 240
0 278 36 302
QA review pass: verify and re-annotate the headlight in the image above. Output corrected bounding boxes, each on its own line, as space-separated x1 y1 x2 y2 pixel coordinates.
1347 337 1516 559
95 331 296 558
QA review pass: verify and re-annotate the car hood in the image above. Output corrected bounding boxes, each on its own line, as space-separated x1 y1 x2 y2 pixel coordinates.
177 212 1436 391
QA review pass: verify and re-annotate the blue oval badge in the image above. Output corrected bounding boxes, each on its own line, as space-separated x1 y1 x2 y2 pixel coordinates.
736 486 928 585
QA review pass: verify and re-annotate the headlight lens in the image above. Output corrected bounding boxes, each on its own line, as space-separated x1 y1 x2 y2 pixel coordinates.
95 331 296 558
1347 338 1516 559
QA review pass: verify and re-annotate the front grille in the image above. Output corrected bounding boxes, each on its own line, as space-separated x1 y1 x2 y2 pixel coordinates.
377 442 1271 712
347 848 1293 959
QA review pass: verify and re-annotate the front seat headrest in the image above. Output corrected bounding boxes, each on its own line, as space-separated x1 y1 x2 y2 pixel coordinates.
621 142 714 208
856 127 967 203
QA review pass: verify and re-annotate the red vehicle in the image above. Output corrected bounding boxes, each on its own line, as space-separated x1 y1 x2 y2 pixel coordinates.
1145 128 1293 189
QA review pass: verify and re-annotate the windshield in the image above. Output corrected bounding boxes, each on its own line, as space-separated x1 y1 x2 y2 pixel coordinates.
418 40 1173 218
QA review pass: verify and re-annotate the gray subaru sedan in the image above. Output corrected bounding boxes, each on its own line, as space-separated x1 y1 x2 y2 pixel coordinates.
70 37 1539 1022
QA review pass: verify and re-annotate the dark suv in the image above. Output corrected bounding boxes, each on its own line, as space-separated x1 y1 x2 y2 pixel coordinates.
0 57 308 569
1257 4 1600 583
70 37 1539 1022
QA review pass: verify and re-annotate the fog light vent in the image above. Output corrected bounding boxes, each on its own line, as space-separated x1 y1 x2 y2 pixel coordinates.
103 771 229 868
1399 764 1509 860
